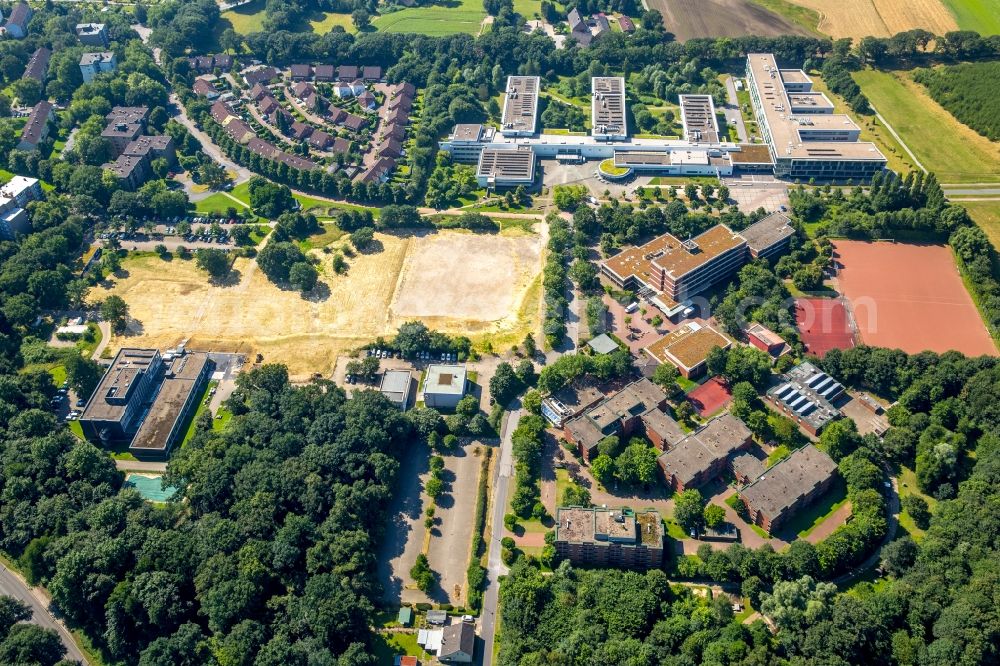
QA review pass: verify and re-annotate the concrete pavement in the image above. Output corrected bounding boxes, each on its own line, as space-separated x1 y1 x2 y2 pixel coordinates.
0 564 89 664
479 407 520 666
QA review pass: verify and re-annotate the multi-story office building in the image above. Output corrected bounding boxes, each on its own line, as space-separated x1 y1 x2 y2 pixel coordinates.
592 77 628 141
500 76 540 136
745 53 886 180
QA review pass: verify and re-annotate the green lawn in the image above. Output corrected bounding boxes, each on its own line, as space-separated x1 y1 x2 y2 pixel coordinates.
228 181 253 205
220 1 266 34
783 479 849 539
372 630 428 665
766 444 791 467
512 0 542 18
179 380 218 448
373 0 485 35
299 222 346 251
897 465 936 540
293 192 379 218
941 0 1000 35
68 420 85 440
309 11 356 33
961 200 1000 251
194 192 248 215
852 69 1000 183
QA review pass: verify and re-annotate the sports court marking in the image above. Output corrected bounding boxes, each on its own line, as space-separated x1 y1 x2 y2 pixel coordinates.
834 240 996 356
687 376 732 416
795 297 856 357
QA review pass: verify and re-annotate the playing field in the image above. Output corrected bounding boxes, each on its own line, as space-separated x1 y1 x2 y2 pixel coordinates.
92 228 544 378
853 69 1000 184
834 240 996 356
795 298 856 357
686 377 732 416
372 0 485 35
785 0 956 38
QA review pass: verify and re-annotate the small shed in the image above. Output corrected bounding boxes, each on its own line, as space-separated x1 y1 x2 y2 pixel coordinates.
426 609 448 625
587 333 618 355
397 606 413 627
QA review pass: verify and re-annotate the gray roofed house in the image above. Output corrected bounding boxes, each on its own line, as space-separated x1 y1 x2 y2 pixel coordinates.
380 123 406 142
23 47 51 82
289 121 313 140
192 78 219 99
291 81 315 99
242 65 278 86
76 22 109 47
392 81 416 99
338 65 359 80
738 445 838 532
307 129 334 150
289 63 312 80
425 610 447 625
362 65 382 81
376 137 403 159
314 64 335 81
330 137 350 154
568 8 592 46
587 333 618 355
438 622 475 663
343 113 367 131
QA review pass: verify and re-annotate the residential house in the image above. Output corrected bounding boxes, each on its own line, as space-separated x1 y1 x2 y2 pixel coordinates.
380 123 406 143
192 78 219 99
289 63 312 81
391 81 416 99
314 64 335 82
289 121 313 140
388 95 412 114
438 622 475 664
302 92 323 112
4 2 31 39
76 23 109 47
291 81 315 99
248 83 271 102
568 8 592 46
242 65 278 87
338 65 359 81
357 90 376 111
0 175 41 239
22 47 51 83
329 137 350 154
80 52 117 83
17 101 54 151
358 156 395 183
307 130 334 150
619 15 635 32
376 137 403 159
343 113 366 132
362 65 383 81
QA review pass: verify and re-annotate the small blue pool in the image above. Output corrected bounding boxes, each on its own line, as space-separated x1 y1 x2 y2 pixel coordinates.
124 474 178 502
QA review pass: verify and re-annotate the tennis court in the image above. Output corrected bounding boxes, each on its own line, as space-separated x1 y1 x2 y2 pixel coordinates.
687 376 732 416
795 297 856 357
834 240 996 356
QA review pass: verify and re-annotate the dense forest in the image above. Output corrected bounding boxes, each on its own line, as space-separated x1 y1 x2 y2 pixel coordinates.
913 62 1000 141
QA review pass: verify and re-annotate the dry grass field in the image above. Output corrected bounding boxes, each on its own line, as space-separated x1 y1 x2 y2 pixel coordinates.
92 228 544 378
787 0 957 39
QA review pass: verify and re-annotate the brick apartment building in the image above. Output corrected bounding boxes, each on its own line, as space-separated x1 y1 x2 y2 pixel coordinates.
738 444 838 532
562 378 669 462
555 507 664 570
657 412 754 491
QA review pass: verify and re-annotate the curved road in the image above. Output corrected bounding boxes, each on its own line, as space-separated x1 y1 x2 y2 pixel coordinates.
832 471 900 586
0 565 88 664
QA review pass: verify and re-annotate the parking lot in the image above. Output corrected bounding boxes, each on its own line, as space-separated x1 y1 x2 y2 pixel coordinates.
723 182 790 213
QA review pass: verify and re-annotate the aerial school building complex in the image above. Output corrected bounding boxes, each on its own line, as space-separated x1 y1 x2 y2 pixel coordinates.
439 56 885 187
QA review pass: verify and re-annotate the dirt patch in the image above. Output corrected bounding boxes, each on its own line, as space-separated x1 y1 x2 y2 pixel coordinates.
647 0 810 41
835 240 996 357
91 228 545 378
789 0 956 39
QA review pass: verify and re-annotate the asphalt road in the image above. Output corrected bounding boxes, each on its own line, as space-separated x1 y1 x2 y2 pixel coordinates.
479 407 520 666
0 566 88 664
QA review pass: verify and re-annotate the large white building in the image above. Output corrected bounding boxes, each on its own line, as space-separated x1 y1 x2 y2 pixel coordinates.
501 76 540 136
745 53 886 180
0 176 41 239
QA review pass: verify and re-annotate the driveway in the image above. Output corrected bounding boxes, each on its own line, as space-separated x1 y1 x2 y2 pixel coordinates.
723 76 748 143
425 441 487 605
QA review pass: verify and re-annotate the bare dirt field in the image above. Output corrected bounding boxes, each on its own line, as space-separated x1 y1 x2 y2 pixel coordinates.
648 0 810 41
788 0 957 39
834 240 996 357
92 227 544 378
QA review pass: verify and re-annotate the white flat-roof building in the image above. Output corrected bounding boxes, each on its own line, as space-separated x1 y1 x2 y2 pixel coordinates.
679 94 719 143
423 364 468 409
592 77 628 141
476 146 536 188
745 53 886 180
80 51 117 83
378 369 412 411
501 76 540 136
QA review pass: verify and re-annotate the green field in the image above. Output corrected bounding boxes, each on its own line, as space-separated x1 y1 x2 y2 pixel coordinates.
309 11 356 33
373 0 485 35
220 1 266 34
748 0 823 36
512 0 542 18
942 0 1000 35
194 192 249 214
962 200 1000 250
852 69 1000 184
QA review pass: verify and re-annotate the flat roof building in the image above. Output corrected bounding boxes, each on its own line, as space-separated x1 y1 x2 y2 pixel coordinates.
80 51 117 83
746 54 886 180
738 444 838 532
554 507 664 570
379 369 412 411
645 322 732 379
746 322 789 357
501 76 540 136
658 413 753 491
422 364 467 409
476 146 535 188
540 384 604 428
679 94 720 143
592 77 627 141
601 224 747 311
130 351 211 459
741 211 796 260
76 23 109 47
766 361 844 435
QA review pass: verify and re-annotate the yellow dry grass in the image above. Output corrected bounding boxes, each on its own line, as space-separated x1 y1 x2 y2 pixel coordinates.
91 229 544 378
789 0 957 39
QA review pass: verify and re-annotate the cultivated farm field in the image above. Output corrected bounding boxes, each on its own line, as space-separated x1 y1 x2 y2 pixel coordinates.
648 0 809 40
940 0 1000 35
784 0 957 39
853 69 1000 184
963 201 1000 251
93 228 544 378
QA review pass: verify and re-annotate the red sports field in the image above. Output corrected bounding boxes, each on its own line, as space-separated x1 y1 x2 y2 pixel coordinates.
687 377 732 416
834 240 996 356
795 298 856 357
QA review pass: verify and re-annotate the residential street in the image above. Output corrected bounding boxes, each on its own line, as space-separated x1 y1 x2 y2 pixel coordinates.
169 93 252 182
479 407 520 666
0 565 89 664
